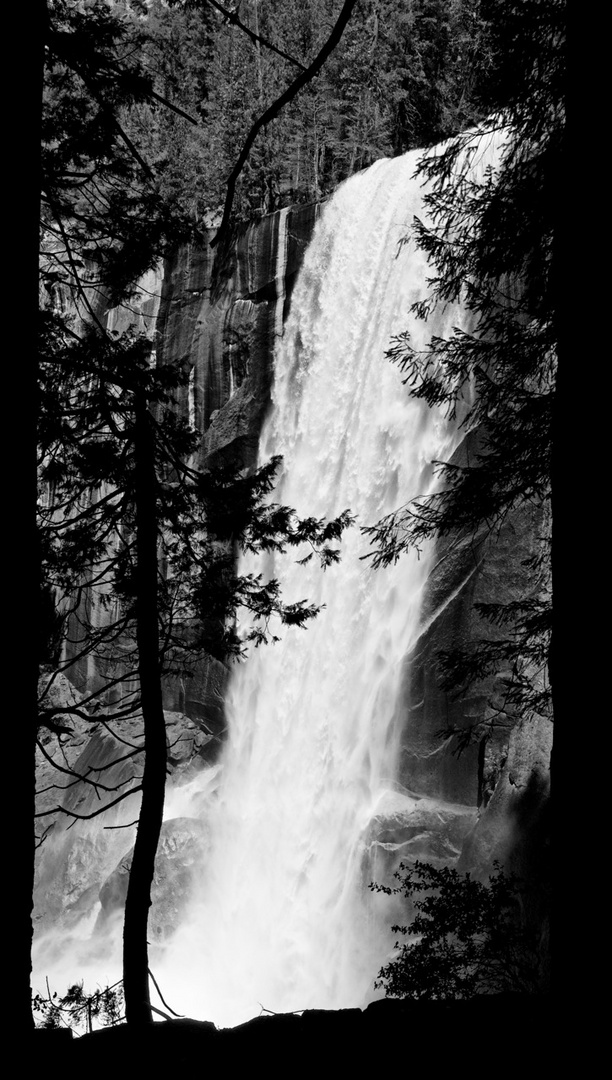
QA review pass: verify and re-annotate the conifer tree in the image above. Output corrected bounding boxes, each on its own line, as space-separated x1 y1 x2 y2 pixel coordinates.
365 0 563 744
360 0 571 1001
35 0 357 1029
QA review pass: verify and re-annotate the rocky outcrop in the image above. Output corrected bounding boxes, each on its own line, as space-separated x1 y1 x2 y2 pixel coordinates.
393 426 551 959
458 714 552 876
364 788 477 886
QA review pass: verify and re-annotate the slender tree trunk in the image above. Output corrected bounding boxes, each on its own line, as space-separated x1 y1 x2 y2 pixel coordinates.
123 397 167 1026
12 0 46 1034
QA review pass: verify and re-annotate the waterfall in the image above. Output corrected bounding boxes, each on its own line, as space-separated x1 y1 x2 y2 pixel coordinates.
33 132 505 1029
156 145 473 1027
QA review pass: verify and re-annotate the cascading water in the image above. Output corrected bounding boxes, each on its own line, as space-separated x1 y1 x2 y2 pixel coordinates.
154 145 476 1026
33 132 505 1028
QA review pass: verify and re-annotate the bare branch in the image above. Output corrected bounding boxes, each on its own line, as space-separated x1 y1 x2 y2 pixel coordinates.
104 818 140 830
43 197 107 331
211 0 359 248
35 785 143 822
148 968 183 1017
98 717 145 751
37 737 141 792
147 88 200 125
204 0 307 71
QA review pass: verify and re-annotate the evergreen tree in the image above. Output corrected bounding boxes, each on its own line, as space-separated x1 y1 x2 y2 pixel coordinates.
363 0 565 993
34 0 187 1031
371 861 543 998
364 0 563 748
121 0 495 222
36 0 355 1028
39 318 352 1024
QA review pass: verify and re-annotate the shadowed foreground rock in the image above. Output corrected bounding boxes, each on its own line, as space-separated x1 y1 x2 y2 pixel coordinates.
30 996 551 1075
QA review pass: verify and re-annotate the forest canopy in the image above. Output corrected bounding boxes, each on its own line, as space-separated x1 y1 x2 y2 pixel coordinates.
90 0 498 225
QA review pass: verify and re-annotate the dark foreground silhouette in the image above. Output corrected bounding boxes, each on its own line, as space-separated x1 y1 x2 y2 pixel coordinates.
29 994 552 1075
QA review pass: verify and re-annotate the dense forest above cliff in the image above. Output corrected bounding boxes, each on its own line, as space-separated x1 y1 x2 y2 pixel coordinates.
105 0 498 224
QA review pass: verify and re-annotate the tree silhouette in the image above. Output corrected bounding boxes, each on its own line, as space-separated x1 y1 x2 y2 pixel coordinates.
364 0 566 992
32 0 358 1029
364 0 563 746
371 861 543 998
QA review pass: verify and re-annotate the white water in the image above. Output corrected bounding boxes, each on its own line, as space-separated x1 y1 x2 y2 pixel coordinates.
154 146 475 1027
34 132 506 1028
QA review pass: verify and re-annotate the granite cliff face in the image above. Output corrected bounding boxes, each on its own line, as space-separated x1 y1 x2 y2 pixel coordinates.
34 195 550 995
157 205 320 473
400 498 551 905
155 204 319 730
35 204 323 944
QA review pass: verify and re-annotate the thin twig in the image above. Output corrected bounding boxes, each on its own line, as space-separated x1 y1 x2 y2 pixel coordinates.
204 0 307 71
211 0 359 248
148 968 184 1017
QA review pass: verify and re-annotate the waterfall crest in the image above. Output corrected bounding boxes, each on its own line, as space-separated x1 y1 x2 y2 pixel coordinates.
158 147 471 1026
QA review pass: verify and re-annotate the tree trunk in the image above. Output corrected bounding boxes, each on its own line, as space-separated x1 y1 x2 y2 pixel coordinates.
123 397 167 1026
12 0 46 1034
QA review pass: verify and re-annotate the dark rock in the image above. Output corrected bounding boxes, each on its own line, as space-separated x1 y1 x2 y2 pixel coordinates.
399 496 548 808
162 659 228 757
29 996 552 1075
458 715 552 876
156 203 320 474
